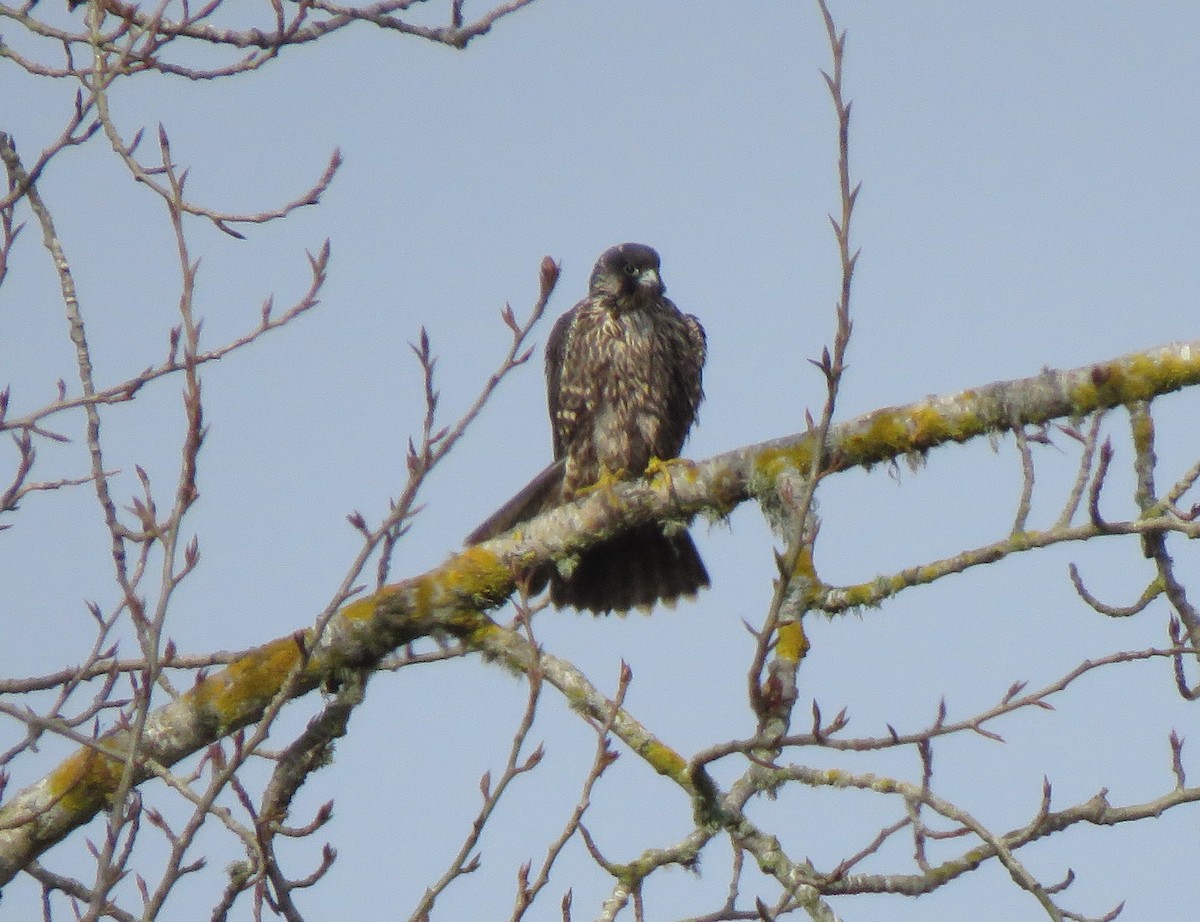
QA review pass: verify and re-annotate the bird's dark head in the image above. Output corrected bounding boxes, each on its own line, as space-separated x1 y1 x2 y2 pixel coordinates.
588 242 664 307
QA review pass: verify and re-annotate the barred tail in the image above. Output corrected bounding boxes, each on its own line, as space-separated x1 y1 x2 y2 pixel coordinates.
550 524 709 615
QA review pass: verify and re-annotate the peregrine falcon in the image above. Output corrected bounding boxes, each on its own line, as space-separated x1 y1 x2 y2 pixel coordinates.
467 242 709 614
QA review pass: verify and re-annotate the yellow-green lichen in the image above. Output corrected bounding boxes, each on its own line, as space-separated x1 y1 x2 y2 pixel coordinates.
1072 351 1200 417
340 596 383 621
1006 531 1034 552
560 683 591 715
841 404 987 465
914 404 988 446
47 746 125 814
816 767 847 786
641 740 688 781
775 620 809 663
791 545 817 581
753 442 818 488
841 409 912 461
459 615 504 647
441 544 514 605
835 581 886 610
409 568 435 618
1130 409 1155 454
190 636 305 730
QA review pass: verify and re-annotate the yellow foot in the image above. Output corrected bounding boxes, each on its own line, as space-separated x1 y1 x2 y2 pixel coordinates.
577 466 628 497
646 456 698 492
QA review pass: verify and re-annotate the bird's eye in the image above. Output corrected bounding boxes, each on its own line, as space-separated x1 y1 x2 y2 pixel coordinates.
623 264 639 276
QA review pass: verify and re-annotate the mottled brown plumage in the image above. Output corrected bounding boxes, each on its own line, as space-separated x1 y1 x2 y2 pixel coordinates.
466 242 708 614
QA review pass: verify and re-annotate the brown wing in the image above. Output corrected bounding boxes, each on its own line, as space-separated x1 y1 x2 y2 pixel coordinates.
463 460 565 545
544 301 583 462
663 305 707 454
466 298 588 545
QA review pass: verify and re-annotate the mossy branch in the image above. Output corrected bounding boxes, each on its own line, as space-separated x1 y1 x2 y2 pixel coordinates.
3 337 1199 884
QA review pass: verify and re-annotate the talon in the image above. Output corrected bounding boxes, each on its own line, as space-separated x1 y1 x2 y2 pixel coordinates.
644 455 671 480
578 466 627 497
647 456 697 493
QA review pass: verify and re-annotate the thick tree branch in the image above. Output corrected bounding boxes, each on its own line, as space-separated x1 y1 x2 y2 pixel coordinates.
3 337 1200 885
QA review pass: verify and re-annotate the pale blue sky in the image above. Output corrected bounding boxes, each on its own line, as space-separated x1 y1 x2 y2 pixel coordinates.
3 3 1200 919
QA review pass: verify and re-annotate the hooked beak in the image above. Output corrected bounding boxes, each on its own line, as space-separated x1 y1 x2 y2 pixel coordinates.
637 267 664 297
